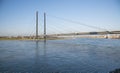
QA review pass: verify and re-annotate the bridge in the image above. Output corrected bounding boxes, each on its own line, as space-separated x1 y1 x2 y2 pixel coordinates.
0 11 120 40
34 11 120 40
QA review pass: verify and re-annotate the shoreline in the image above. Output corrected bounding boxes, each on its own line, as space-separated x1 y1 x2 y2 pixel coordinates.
0 34 120 40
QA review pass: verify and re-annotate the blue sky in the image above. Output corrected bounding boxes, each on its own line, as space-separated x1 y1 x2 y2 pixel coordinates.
0 0 120 36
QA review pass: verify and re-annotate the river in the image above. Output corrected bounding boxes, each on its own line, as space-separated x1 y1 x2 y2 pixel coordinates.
0 38 120 73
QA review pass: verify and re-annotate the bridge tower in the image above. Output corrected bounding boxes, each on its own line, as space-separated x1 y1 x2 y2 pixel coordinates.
36 11 38 39
44 12 46 40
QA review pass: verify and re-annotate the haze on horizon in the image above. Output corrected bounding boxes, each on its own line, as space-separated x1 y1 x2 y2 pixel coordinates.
0 0 120 36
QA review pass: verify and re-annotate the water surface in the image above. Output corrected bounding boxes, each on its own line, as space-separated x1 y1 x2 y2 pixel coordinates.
0 38 120 73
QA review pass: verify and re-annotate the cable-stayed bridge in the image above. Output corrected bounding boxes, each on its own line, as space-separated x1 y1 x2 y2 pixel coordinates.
34 12 120 40
1 11 120 40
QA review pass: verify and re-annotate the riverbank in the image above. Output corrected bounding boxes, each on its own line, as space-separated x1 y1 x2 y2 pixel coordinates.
56 34 120 39
0 34 120 40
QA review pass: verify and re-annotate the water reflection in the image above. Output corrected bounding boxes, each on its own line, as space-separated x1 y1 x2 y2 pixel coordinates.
34 40 47 72
35 41 39 66
43 40 47 58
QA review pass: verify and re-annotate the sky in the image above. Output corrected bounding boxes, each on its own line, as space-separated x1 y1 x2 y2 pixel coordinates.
0 0 120 36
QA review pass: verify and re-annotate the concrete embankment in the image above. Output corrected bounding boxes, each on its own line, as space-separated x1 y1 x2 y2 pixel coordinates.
56 34 120 39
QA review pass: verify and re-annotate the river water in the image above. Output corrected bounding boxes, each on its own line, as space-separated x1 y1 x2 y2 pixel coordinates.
0 38 120 73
